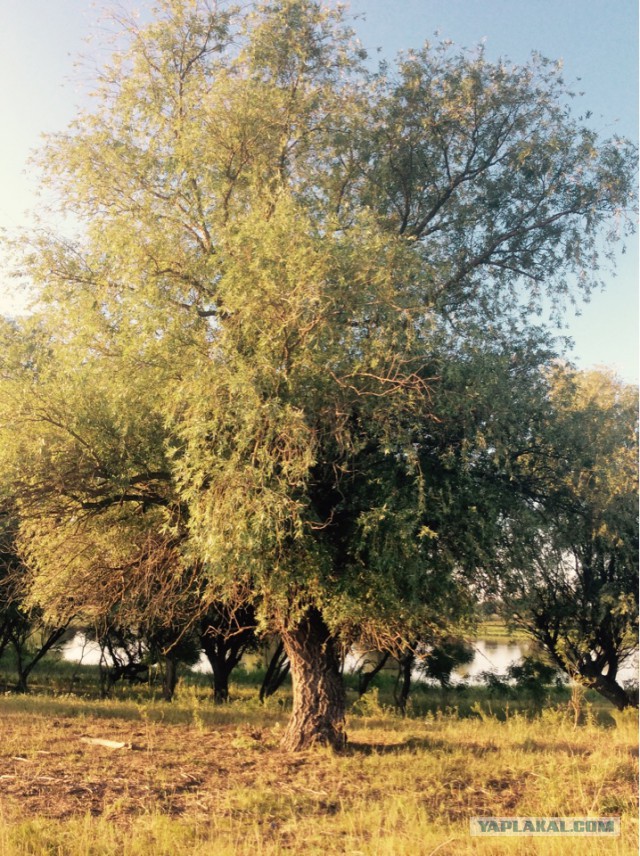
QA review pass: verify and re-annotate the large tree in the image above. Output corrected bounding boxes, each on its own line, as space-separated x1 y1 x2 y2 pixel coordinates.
1 0 636 748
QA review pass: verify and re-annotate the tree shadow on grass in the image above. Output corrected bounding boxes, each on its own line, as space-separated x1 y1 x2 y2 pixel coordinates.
345 736 499 756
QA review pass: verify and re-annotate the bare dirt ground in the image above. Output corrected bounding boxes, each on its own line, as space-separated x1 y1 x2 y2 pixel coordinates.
1 708 300 824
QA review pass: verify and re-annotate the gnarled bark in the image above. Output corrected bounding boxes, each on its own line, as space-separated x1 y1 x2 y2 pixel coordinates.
280 608 346 752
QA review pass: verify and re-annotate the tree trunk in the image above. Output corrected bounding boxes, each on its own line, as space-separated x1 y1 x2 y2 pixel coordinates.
358 651 390 697
13 642 28 693
212 665 230 703
162 655 178 701
280 608 346 752
259 639 290 702
11 625 68 693
201 632 248 703
588 674 636 710
394 652 414 714
201 636 231 702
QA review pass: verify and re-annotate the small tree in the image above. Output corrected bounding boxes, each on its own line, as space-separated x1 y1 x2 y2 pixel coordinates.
506 656 564 703
200 604 258 702
96 622 151 696
421 637 475 690
497 368 639 709
0 511 70 692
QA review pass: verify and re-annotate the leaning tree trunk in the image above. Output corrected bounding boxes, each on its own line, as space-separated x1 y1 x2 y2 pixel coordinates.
11 625 68 693
577 654 637 711
259 639 290 702
587 674 636 710
280 608 346 752
358 651 390 697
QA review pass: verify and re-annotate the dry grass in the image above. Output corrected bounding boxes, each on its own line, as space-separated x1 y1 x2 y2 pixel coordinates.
0 690 637 855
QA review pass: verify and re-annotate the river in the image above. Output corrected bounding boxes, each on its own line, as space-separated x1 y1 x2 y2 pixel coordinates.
61 633 638 684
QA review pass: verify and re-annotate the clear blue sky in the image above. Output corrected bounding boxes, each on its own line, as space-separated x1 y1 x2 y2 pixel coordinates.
0 0 637 380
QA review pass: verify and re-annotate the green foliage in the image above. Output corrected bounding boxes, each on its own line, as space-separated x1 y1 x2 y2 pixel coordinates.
507 656 565 702
496 367 639 707
478 671 514 699
420 637 475 688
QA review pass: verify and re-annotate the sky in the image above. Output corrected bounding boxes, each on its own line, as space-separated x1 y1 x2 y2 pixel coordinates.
0 0 638 381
